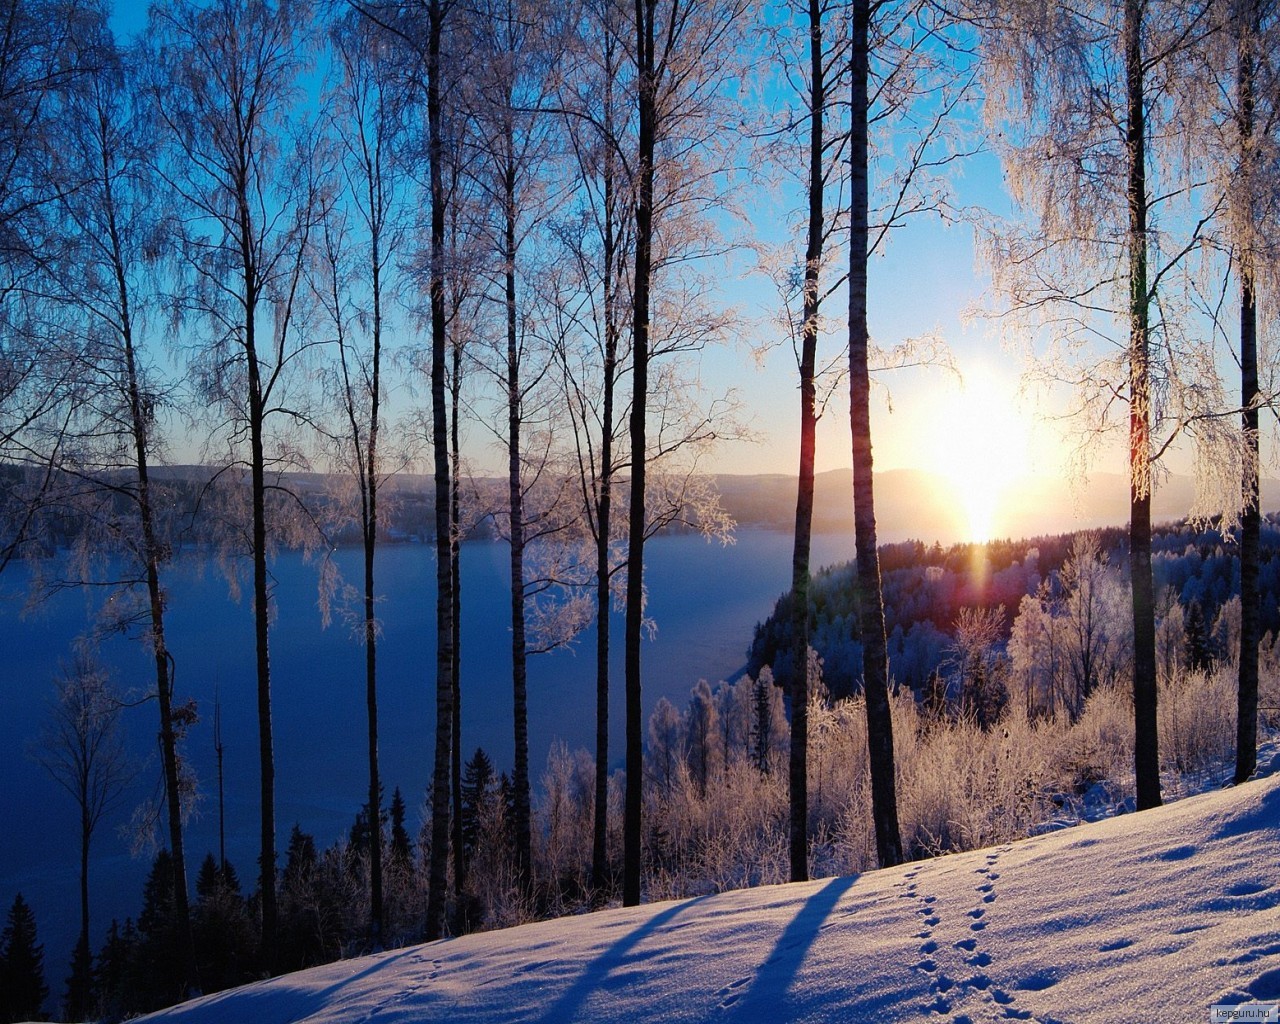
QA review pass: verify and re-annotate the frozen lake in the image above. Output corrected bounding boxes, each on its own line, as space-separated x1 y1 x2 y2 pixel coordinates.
0 527 864 977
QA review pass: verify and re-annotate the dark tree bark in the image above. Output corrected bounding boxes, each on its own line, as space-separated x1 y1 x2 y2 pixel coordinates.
623 0 658 908
450 325 465 903
1235 0 1260 786
591 28 622 903
849 0 903 868
425 0 457 942
84 73 200 988
1124 0 1161 811
504 162 534 897
787 0 825 886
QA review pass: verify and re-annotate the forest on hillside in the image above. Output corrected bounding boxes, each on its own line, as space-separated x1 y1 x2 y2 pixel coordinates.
750 518 1280 699
1 0 1278 1021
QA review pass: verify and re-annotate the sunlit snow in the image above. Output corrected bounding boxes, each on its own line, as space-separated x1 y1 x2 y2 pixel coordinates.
134 760 1280 1024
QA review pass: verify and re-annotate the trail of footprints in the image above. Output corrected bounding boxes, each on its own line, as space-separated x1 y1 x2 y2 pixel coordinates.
901 845 1061 1024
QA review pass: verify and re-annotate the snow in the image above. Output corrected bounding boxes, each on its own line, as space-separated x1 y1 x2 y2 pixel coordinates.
138 771 1280 1024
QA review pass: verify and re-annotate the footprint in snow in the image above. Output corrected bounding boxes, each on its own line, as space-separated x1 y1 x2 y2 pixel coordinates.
968 908 986 920
1017 971 1059 992
920 940 938 955
1230 941 1280 965
977 882 994 894
968 951 993 968
971 920 988 932
914 958 938 973
954 938 977 952
716 976 749 1009
1248 967 1280 1000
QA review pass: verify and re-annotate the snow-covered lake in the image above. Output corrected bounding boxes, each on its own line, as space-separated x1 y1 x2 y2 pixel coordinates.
0 527 860 982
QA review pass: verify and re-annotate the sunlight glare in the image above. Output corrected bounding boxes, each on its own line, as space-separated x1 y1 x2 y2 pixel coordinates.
933 373 1034 543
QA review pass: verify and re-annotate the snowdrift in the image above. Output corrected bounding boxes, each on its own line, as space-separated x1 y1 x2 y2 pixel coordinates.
139 772 1280 1024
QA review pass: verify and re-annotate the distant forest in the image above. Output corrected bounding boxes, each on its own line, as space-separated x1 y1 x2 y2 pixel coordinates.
750 518 1280 700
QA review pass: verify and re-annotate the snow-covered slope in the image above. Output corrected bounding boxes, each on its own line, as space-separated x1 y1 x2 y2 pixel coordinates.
140 774 1280 1024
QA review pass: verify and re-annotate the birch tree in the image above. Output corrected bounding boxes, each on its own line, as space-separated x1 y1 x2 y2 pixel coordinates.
622 0 746 903
36 657 132 1020
0 0 95 571
845 0 977 866
145 0 324 964
315 8 413 947
978 0 1230 810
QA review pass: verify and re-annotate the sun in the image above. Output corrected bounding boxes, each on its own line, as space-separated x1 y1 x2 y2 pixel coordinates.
931 372 1034 543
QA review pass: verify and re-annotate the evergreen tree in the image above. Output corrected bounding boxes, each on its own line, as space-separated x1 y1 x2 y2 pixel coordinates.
1185 599 1211 672
92 918 138 1022
193 854 254 994
63 936 93 1023
389 788 412 866
133 850 185 1013
461 749 496 863
0 893 47 1023
751 673 774 774
283 825 319 889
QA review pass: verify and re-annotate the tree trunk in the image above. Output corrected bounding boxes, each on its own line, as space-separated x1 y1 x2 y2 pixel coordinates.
592 40 620 902
425 0 456 942
850 0 903 868
624 0 657 908
1124 0 1161 812
1235 0 1260 786
111 180 198 990
788 0 824 886
506 168 533 898
450 329 465 905
364 221 384 949
246 310 279 967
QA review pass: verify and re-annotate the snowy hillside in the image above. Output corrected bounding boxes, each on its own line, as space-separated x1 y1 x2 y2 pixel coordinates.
138 772 1280 1024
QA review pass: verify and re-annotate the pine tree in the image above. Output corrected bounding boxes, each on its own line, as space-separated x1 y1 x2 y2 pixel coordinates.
1185 599 1211 672
751 673 774 774
0 893 48 1024
388 788 412 866
194 853 254 994
133 850 185 1012
92 918 138 1022
461 749 496 863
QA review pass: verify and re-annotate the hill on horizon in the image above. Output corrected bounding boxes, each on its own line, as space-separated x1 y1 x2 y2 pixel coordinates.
135 761 1280 1024
712 468 1280 543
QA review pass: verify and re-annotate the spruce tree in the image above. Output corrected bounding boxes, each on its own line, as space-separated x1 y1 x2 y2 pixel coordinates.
0 893 47 1024
194 854 253 994
92 919 138 1021
388 789 412 866
461 748 496 862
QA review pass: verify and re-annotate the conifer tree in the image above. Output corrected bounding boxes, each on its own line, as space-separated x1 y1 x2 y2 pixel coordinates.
0 893 47 1024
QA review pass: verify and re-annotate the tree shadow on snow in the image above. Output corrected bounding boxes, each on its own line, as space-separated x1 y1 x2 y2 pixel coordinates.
535 894 714 1024
728 874 859 1018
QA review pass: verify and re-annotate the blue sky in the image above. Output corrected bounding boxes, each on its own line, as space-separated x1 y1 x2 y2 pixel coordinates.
105 1 1128 489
